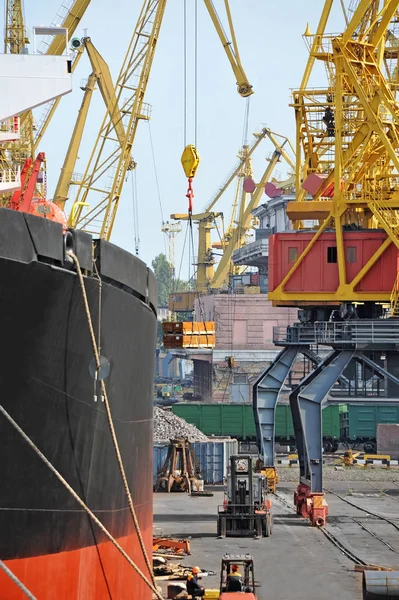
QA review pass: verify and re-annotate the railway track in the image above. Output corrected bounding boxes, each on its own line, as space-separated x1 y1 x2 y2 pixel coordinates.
324 488 399 532
368 481 399 504
273 491 368 566
274 488 399 566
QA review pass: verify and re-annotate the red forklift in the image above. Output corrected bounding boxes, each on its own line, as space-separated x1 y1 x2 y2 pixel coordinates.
218 554 257 599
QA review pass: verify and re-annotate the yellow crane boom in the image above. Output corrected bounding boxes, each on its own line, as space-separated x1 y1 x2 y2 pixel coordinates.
67 0 253 240
203 0 253 97
209 145 287 290
54 38 126 209
68 0 166 238
41 0 91 56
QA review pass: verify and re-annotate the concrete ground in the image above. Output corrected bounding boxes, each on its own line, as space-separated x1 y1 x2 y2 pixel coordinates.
154 484 370 600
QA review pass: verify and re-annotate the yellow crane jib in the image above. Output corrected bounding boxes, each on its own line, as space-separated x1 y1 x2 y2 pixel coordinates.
181 144 200 214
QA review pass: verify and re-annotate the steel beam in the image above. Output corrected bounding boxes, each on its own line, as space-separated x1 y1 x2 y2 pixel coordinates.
357 353 399 386
253 346 301 466
290 350 354 492
325 396 399 404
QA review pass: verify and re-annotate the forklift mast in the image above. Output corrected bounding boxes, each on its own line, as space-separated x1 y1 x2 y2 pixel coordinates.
230 455 253 506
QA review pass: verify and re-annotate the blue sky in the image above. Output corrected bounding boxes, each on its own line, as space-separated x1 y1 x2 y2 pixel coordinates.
18 0 343 277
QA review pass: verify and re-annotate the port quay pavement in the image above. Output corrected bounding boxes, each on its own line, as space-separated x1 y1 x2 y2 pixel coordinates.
154 468 399 600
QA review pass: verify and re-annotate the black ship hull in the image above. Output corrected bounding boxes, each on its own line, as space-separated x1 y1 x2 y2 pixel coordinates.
0 210 157 599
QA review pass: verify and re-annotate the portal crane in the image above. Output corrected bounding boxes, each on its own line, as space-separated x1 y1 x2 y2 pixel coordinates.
254 0 399 530
67 0 253 240
210 132 294 290
212 142 256 254
269 0 399 312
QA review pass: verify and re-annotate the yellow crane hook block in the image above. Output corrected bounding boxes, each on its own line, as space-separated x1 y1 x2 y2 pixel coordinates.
181 145 200 179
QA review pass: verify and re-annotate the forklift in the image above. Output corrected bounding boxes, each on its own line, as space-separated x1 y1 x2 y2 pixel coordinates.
217 455 272 538
218 554 257 599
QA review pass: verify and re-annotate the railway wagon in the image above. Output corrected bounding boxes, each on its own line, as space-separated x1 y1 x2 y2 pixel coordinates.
342 404 399 453
172 403 344 451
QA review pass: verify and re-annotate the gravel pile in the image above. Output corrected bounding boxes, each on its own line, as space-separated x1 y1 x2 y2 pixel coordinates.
278 465 399 483
153 407 209 443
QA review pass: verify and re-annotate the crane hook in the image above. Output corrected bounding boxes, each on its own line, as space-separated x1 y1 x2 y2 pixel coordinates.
186 177 194 215
181 144 200 216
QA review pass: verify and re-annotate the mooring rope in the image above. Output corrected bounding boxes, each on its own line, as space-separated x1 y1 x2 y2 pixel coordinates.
69 252 156 589
0 560 37 600
0 403 162 599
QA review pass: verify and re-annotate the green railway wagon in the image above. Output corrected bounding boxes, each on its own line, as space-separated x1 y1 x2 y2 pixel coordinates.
172 402 257 438
270 404 344 451
172 403 344 450
274 405 294 441
341 404 399 452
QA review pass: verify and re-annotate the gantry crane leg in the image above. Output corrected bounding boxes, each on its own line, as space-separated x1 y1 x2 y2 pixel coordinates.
253 346 302 492
290 350 354 526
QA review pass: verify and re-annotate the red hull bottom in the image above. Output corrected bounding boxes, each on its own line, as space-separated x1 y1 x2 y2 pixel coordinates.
0 527 153 600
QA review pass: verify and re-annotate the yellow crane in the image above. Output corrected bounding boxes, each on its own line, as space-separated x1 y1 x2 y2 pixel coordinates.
66 0 253 240
210 132 294 290
268 0 399 310
4 0 28 53
213 142 257 254
172 128 295 292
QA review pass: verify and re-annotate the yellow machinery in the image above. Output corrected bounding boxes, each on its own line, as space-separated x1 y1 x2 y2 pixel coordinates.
341 450 361 467
268 0 399 310
65 0 253 240
172 128 295 292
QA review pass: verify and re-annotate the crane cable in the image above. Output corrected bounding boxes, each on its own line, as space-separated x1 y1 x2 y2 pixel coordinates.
148 122 168 257
183 0 187 148
181 0 200 274
183 0 198 148
242 97 251 146
182 0 210 342
182 0 199 218
194 0 198 148
131 169 139 257
175 220 190 292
